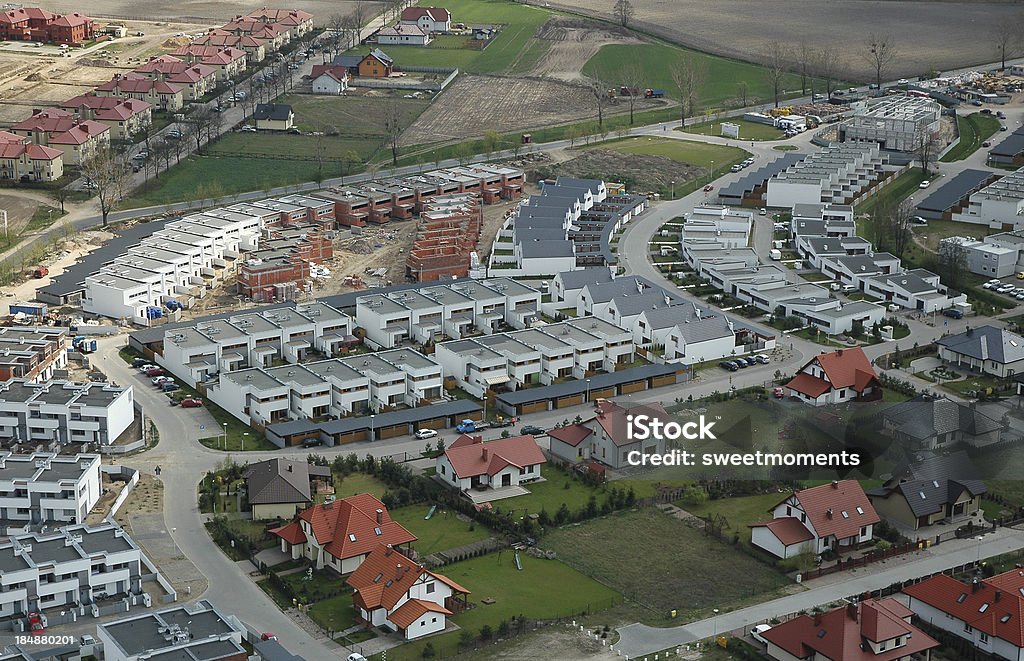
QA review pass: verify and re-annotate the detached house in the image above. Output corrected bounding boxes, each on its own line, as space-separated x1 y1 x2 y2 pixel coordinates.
867 452 986 531
881 395 1003 450
60 94 152 141
271 493 417 574
359 49 394 78
0 130 62 182
937 325 1024 379
583 400 668 470
437 433 546 492
786 347 881 406
751 480 880 559
310 64 349 95
760 598 939 661
906 569 1024 660
377 24 432 46
347 544 469 640
400 7 452 33
253 103 294 131
244 457 332 520
11 108 110 166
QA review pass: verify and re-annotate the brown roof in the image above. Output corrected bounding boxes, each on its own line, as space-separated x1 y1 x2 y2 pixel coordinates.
388 599 451 630
547 424 593 447
401 6 451 22
786 372 832 398
295 494 417 561
444 434 545 479
269 520 305 545
591 401 671 447
905 570 1024 647
785 481 880 541
347 544 469 611
762 598 938 661
244 457 316 505
790 348 879 397
749 517 813 546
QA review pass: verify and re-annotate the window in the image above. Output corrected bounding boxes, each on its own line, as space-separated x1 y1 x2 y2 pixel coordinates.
426 582 435 594
964 624 973 633
879 641 886 651
980 632 989 643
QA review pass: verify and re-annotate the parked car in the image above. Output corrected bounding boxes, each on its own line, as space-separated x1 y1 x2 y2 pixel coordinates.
132 357 150 367
719 361 738 372
703 184 714 192
730 164 741 172
151 376 172 385
912 216 928 225
520 425 546 436
983 141 992 148
414 428 438 439
179 398 203 408
759 208 767 216
1001 125 1009 132
755 354 770 364
734 357 750 368
240 125 257 132
918 180 931 189
144 367 164 377
161 382 180 392
347 654 367 661
980 108 992 114
752 624 773 644
261 633 278 641
138 364 157 372
972 100 983 106
773 387 785 399
301 438 323 448
942 308 963 319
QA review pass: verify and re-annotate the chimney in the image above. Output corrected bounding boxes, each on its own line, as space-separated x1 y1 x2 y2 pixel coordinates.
482 447 489 461
813 612 822 626
826 508 833 519
287 464 292 472
972 576 981 593
385 544 393 557
996 590 1002 602
966 326 973 336
376 508 383 524
396 563 403 580
831 480 839 489
847 603 858 622
837 349 843 356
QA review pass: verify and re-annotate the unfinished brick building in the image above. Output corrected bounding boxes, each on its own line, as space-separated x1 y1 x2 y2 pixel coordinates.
406 194 483 282
237 225 334 302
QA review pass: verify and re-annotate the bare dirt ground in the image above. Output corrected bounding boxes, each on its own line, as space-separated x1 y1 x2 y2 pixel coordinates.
0 229 114 302
37 0 384 22
531 17 641 83
458 625 618 660
537 0 1021 80
0 193 43 237
544 149 703 195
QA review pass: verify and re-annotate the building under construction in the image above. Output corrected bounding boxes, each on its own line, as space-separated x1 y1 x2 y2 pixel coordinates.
406 193 483 282
237 224 334 302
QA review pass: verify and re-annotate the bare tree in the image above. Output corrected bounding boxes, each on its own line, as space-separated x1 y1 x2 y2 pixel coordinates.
620 58 645 125
887 200 914 260
816 46 840 98
186 107 214 155
864 34 899 90
383 100 403 165
612 0 634 27
994 17 1023 70
736 80 749 107
916 132 939 175
149 140 172 179
671 56 705 128
763 41 790 108
327 13 346 57
937 237 968 289
312 127 328 186
795 41 813 96
340 14 361 50
80 148 131 226
587 72 611 128
172 127 190 164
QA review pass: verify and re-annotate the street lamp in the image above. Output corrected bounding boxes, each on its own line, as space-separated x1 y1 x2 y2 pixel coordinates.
670 180 676 200
170 527 178 556
585 378 591 403
222 422 227 450
242 432 249 452
976 535 985 567
712 608 720 640
369 413 376 441
710 161 715 184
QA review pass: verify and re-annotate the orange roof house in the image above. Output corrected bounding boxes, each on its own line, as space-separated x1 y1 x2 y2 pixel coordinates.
271 493 416 574
436 433 545 493
346 544 469 639
761 598 938 661
786 347 880 406
751 480 880 559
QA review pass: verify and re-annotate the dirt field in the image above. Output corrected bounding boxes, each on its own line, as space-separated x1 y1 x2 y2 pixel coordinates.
0 228 114 302
539 0 1021 80
531 17 641 83
0 193 43 237
459 625 618 660
403 75 602 146
542 149 704 195
36 0 384 22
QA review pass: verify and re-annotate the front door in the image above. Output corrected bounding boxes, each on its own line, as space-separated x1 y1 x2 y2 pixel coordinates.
502 473 511 487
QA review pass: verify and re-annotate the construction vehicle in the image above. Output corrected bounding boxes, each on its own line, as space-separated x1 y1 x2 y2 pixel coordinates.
32 266 49 278
644 88 665 98
768 106 794 117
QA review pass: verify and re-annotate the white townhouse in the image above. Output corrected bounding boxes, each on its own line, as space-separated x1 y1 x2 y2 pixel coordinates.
0 453 100 532
0 378 134 447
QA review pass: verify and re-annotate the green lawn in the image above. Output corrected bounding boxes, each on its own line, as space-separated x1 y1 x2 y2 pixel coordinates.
280 94 430 137
941 112 1002 162
348 0 552 74
389 505 492 556
332 472 390 499
912 218 996 252
856 167 926 217
583 42 820 110
307 594 357 634
545 508 789 619
376 552 620 660
682 118 785 141
497 469 604 516
686 492 784 554
598 136 749 169
208 131 383 162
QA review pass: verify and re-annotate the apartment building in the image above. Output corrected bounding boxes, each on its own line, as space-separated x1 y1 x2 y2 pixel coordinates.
0 453 100 531
0 327 67 382
677 206 753 248
0 378 134 447
97 600 246 661
169 45 247 80
0 522 153 618
0 8 94 45
355 278 541 350
839 96 943 152
59 95 152 141
237 224 334 301
0 131 62 182
95 74 185 112
245 7 315 37
952 167 1024 230
11 108 110 166
766 143 890 207
192 32 267 63
133 55 218 101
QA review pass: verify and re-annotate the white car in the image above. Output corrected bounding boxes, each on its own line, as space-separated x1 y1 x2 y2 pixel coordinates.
752 624 772 644
919 180 931 189
997 284 1016 293
347 654 368 661
414 429 438 439
982 281 996 289
759 208 767 216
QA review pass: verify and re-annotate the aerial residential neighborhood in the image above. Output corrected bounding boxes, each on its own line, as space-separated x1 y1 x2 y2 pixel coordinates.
1 0 1024 660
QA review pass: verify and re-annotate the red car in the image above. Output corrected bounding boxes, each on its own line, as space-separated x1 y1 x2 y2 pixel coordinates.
26 611 46 633
144 367 165 377
703 184 714 192
260 632 278 641
773 387 785 399
179 398 203 408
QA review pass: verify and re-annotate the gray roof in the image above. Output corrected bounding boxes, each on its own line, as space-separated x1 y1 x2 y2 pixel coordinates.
244 458 318 505
991 127 1024 158
518 238 574 258
266 399 481 439
937 325 1024 364
916 169 995 214
719 152 805 199
254 103 293 121
882 395 1002 440
496 364 680 406
868 450 987 518
555 267 613 291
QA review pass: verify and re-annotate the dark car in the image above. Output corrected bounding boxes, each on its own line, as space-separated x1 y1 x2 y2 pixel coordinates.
942 308 963 319
520 425 546 436
301 438 323 448
719 361 738 372
161 382 180 392
132 357 149 367
734 357 750 368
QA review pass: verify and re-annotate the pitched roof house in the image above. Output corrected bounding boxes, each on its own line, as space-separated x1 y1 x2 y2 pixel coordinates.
95 74 185 112
937 324 1024 378
0 130 63 182
905 569 1024 659
751 480 880 559
358 49 394 78
867 451 987 530
399 7 452 33
253 103 294 131
547 423 594 463
59 94 152 141
271 494 416 574
437 433 545 493
760 598 939 661
244 457 332 520
347 543 469 639
881 395 1002 450
310 65 350 95
377 24 432 46
583 400 668 469
786 347 881 406
11 109 110 166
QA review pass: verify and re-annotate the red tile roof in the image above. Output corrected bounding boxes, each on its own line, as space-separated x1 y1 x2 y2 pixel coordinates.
750 517 814 546
311 64 350 80
786 372 832 398
763 598 937 661
770 481 879 542
294 493 417 562
246 7 314 23
905 570 1024 646
388 599 452 630
269 519 306 545
547 424 592 447
401 7 451 22
347 544 469 611
25 143 60 159
51 12 91 28
591 402 671 447
444 434 545 479
0 130 25 144
795 347 879 396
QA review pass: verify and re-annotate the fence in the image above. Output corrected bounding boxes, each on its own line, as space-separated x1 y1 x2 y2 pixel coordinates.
103 465 140 519
796 542 918 581
352 67 459 92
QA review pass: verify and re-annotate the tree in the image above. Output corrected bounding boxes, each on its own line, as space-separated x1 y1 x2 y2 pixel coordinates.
454 141 473 166
587 71 611 128
795 41 813 96
482 129 501 156
864 34 899 90
327 13 347 56
763 41 790 108
886 200 914 261
816 46 840 98
612 0 634 26
937 238 968 289
338 149 361 181
80 147 131 226
916 131 939 175
736 80 749 107
312 127 328 186
186 107 214 155
994 17 1023 70
671 56 705 128
620 57 645 125
867 195 893 252
382 100 404 165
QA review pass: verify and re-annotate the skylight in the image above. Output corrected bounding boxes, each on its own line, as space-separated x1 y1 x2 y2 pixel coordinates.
920 491 927 499
841 511 849 519
373 572 383 584
348 533 357 542
1002 614 1012 623
932 481 940 488
374 527 382 536
817 630 827 639
980 604 989 613
856 506 864 515
957 593 968 603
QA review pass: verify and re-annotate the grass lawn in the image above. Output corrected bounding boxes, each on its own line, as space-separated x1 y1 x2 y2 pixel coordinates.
682 118 785 141
389 505 492 556
912 218 996 252
376 552 620 661
774 145 799 151
280 567 349 604
332 472 390 499
545 508 789 620
497 468 604 516
686 492 785 555
194 399 278 452
307 594 357 634
596 136 749 169
856 168 926 217
941 112 1002 162
208 131 383 163
281 94 430 137
347 0 551 74
941 374 1012 397
583 42 821 111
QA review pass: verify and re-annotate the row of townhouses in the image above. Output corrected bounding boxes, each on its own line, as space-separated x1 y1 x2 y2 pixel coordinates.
0 378 134 447
0 453 100 532
765 142 894 208
0 327 67 382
